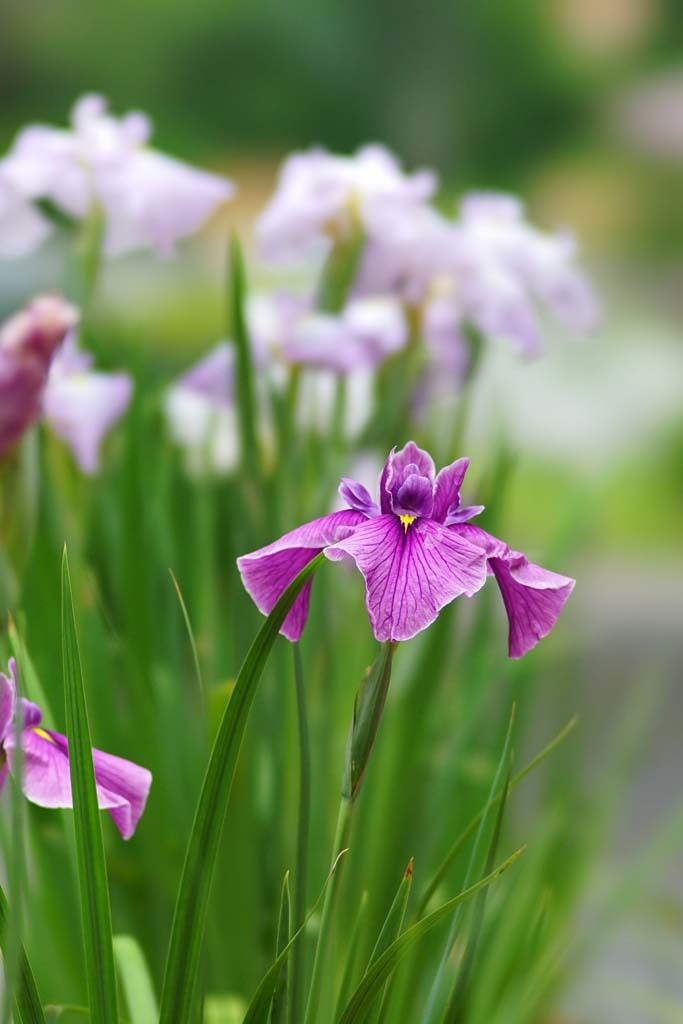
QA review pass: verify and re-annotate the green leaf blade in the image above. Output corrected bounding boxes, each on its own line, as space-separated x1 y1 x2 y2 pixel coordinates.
61 548 118 1023
159 552 326 1024
228 235 260 473
0 883 46 1024
113 934 159 1024
337 848 525 1024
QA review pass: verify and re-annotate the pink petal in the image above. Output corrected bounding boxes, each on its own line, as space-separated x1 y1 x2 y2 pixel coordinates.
325 515 487 642
452 524 575 657
237 510 367 641
4 728 151 840
432 457 470 522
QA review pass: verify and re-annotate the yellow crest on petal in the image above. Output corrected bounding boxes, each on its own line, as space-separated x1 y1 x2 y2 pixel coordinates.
32 727 55 744
399 515 416 533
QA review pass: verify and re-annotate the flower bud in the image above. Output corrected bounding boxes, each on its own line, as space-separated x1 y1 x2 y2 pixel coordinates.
342 641 396 801
0 295 79 458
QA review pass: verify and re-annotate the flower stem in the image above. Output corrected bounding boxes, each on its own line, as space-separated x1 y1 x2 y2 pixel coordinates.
290 642 311 1024
304 642 396 1022
303 794 354 1024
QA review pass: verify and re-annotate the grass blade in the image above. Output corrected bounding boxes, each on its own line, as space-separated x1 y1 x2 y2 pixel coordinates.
159 551 326 1024
168 568 204 702
271 872 292 1024
243 850 348 1024
228 234 260 472
444 757 513 1021
364 858 413 1024
421 706 516 1023
291 642 310 1024
113 934 159 1024
337 848 525 1024
416 715 577 917
334 892 370 1020
0 882 46 1024
61 547 118 1023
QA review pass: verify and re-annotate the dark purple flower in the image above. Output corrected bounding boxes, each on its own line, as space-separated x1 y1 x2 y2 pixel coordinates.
238 441 574 655
0 658 151 840
0 295 79 459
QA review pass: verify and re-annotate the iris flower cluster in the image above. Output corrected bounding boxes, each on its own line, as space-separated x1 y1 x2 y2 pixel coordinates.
166 142 598 472
0 95 587 840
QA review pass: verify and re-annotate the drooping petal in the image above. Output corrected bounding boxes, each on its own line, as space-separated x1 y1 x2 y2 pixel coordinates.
4 728 151 840
432 457 470 522
237 510 367 641
452 524 575 657
96 149 234 258
491 556 575 658
43 358 132 474
325 515 487 642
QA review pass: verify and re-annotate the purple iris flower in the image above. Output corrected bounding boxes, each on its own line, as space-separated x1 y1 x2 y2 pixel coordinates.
238 442 575 656
0 658 151 840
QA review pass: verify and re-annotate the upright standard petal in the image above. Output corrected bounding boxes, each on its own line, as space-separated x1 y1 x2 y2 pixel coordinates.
237 510 367 641
381 441 436 514
453 524 575 658
338 478 380 518
97 149 234 258
432 457 470 522
325 516 487 642
4 728 151 840
257 144 436 264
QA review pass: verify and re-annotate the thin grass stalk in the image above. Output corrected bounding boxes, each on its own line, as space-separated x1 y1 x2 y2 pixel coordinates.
290 642 310 1024
303 794 354 1024
421 706 516 1023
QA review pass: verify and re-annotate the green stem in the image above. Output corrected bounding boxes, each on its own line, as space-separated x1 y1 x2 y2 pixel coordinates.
303 795 354 1024
291 643 311 1024
76 202 105 315
446 326 484 458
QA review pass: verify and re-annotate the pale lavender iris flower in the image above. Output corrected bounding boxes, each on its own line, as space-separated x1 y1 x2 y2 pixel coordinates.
451 192 600 355
5 94 234 257
357 191 598 359
42 334 133 474
0 659 151 840
164 343 239 476
0 164 52 259
0 295 79 459
238 441 574 656
257 145 436 264
280 296 407 374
